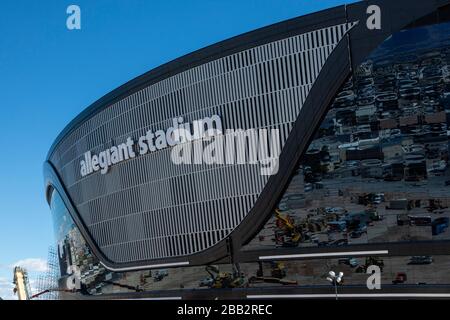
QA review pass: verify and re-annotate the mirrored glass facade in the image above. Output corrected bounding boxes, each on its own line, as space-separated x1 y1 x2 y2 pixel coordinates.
245 21 450 252
52 188 450 299
45 0 450 299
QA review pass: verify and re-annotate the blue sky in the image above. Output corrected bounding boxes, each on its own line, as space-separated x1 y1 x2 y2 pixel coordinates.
0 0 358 299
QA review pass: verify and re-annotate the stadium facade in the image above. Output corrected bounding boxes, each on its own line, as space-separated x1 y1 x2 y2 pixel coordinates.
44 0 450 299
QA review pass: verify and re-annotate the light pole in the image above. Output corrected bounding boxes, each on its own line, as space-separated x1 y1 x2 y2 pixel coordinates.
327 271 343 300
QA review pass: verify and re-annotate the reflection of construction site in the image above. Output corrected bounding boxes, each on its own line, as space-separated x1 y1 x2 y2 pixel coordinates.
53 255 450 297
245 191 450 250
50 198 450 296
244 20 450 252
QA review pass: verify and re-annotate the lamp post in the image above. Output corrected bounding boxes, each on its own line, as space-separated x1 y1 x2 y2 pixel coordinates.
327 271 343 300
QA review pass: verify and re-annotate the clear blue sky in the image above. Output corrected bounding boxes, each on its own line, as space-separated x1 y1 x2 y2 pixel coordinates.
0 0 358 298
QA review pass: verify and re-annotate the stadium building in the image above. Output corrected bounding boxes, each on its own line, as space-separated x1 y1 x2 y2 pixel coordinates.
44 0 450 299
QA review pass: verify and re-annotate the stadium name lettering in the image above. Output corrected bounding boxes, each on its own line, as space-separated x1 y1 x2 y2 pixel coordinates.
80 115 222 177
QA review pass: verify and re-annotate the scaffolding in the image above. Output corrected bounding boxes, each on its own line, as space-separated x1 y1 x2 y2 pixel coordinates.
32 246 60 300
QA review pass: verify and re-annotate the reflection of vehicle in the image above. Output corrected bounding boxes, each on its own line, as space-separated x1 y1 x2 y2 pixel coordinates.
328 221 347 233
432 217 449 235
153 270 168 282
388 199 409 210
409 215 432 226
325 207 346 214
354 257 384 273
359 193 384 206
433 223 448 236
304 183 313 192
281 194 305 210
350 230 365 238
367 208 382 221
205 265 247 289
433 217 450 225
338 258 359 268
426 199 447 212
357 224 367 233
392 272 407 284
372 197 382 204
366 257 384 271
270 262 287 279
409 256 433 265
199 277 214 287
275 209 302 247
344 212 370 230
397 214 410 226
428 160 446 174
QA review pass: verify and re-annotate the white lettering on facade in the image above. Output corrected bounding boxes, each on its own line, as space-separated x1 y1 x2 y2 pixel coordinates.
80 115 222 177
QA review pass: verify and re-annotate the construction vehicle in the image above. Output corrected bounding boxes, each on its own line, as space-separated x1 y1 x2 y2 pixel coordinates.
153 269 169 282
270 262 287 279
366 257 384 271
359 193 383 206
275 209 303 247
338 258 359 268
256 261 287 278
366 207 382 221
303 220 326 233
355 256 385 273
204 265 247 289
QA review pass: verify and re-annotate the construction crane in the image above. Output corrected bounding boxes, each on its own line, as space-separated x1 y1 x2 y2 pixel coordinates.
13 267 31 300
275 209 302 247
32 246 61 300
204 265 247 289
14 247 63 300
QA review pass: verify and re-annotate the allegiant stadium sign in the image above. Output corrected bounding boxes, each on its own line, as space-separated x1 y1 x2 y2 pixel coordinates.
80 115 223 177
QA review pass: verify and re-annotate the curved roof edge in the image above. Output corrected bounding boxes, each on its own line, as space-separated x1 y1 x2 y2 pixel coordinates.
46 3 349 160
